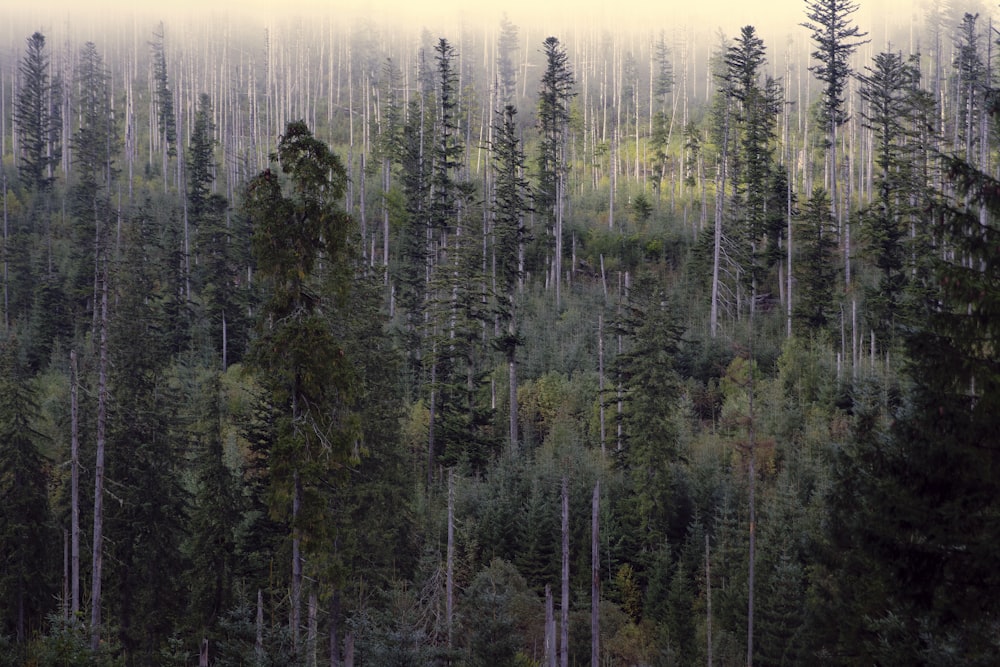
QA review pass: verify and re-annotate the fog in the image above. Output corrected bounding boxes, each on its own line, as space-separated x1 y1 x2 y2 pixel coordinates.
11 0 941 42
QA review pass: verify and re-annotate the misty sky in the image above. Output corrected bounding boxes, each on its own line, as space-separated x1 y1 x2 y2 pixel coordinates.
16 0 923 37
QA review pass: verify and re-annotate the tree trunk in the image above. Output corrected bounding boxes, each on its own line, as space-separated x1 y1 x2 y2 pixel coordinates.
447 469 455 649
706 534 713 667
292 468 302 654
308 592 318 667
560 476 569 667
329 589 341 667
90 264 108 652
508 277 520 448
591 481 600 667
545 584 556 667
598 314 606 456
256 589 264 663
70 349 80 617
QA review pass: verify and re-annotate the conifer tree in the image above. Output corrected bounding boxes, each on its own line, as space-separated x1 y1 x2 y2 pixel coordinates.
243 120 357 654
15 32 60 192
0 335 53 643
801 0 868 286
491 105 531 450
858 51 922 353
793 189 839 335
536 36 574 309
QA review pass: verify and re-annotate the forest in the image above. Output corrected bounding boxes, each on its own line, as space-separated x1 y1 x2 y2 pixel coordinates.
1 0 999 664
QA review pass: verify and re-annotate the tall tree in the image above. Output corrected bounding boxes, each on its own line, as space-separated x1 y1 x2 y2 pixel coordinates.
242 120 357 654
801 0 868 287
497 16 519 106
15 32 60 192
70 41 118 334
822 106 1000 660
612 271 689 555
537 36 574 309
150 22 177 162
491 105 531 451
857 51 923 354
724 26 784 315
0 335 53 643
793 188 839 335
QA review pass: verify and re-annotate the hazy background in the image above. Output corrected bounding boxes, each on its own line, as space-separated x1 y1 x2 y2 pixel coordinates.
9 0 934 41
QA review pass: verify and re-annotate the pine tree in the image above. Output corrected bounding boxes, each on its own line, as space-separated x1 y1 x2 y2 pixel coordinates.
612 271 690 552
801 0 868 287
858 51 923 353
0 335 53 643
793 188 839 335
491 105 531 450
242 120 358 654
497 17 519 106
822 97 1000 664
536 36 574 309
15 32 60 192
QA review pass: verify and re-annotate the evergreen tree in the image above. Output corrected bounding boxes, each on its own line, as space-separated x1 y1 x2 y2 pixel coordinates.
497 16 519 106
612 271 690 554
858 51 923 353
724 26 783 312
801 0 868 286
242 120 357 653
151 23 177 160
69 41 118 326
0 335 53 643
102 211 190 664
793 188 839 335
186 372 242 636
15 32 60 191
822 98 1000 664
491 105 531 450
536 36 574 308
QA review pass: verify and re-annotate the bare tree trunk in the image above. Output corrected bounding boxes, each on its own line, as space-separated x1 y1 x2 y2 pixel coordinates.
746 342 756 667
256 589 264 663
308 592 318 667
344 633 354 667
90 264 109 652
70 349 80 617
447 469 455 649
591 480 600 667
3 171 7 330
711 100 730 338
560 476 569 667
598 314 606 456
330 590 341 667
508 311 519 451
292 469 302 654
545 585 556 667
706 534 713 667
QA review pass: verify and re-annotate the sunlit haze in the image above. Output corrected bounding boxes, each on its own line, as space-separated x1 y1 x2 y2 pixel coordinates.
12 0 925 40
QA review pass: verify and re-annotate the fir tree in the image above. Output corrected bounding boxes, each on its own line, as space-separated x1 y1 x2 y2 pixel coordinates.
0 335 53 642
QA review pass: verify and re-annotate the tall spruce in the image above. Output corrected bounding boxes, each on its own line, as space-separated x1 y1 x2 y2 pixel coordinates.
0 335 52 643
801 0 868 287
243 120 357 654
491 105 531 451
537 36 574 309
857 52 922 354
15 32 60 192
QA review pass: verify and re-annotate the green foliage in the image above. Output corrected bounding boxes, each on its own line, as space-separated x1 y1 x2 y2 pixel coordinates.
459 559 540 667
793 188 839 335
0 335 53 642
30 613 123 667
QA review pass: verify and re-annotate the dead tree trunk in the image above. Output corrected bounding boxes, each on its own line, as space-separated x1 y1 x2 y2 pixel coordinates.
560 476 569 667
591 480 600 667
90 263 108 652
70 349 80 617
